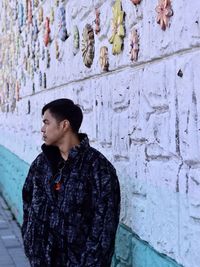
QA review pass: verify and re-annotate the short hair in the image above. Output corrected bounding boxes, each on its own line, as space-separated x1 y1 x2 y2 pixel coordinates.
42 98 83 133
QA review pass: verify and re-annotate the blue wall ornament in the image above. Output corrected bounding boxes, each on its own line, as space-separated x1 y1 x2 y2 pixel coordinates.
58 7 68 41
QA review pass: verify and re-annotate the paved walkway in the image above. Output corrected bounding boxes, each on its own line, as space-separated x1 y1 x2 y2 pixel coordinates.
0 195 30 267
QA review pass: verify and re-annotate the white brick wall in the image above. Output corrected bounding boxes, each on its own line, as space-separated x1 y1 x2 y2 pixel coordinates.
0 1 200 266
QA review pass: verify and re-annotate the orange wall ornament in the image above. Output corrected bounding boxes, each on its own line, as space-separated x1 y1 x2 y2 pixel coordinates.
44 17 51 47
27 0 32 25
15 81 21 101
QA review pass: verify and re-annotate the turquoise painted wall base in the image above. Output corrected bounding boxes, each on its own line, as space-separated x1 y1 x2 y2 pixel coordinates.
0 145 29 225
0 145 183 267
112 224 183 267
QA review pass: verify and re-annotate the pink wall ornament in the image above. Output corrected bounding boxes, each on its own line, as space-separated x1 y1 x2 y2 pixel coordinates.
129 28 139 61
25 0 28 21
27 0 32 25
95 8 100 35
155 0 173 30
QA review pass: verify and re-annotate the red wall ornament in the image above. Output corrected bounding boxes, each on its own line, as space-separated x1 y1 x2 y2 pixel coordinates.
130 0 141 4
44 17 50 47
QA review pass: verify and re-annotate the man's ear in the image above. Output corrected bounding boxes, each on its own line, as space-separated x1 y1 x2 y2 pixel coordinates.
62 120 70 131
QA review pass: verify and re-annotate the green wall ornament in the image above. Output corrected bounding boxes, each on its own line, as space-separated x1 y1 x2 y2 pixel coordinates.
55 0 59 7
44 73 47 89
39 71 42 87
109 0 125 55
73 25 79 55
34 0 39 8
55 40 60 60
46 50 50 68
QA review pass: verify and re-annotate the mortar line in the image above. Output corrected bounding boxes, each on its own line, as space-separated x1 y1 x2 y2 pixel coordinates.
17 45 200 100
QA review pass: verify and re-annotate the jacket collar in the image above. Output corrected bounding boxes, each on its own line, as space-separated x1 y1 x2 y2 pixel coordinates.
41 133 89 174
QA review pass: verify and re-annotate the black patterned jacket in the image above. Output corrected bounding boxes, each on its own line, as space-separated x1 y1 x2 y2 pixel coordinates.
21 133 120 267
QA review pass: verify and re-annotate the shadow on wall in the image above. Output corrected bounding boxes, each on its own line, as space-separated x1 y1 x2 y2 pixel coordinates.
0 145 184 267
0 145 29 225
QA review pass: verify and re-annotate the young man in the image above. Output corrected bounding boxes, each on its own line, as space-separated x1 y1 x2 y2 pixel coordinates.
21 98 120 267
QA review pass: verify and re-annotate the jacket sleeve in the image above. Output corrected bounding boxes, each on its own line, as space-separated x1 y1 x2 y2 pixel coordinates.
81 157 120 267
21 160 36 238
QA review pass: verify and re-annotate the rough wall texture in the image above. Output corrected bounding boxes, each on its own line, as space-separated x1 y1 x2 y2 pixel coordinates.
0 0 199 266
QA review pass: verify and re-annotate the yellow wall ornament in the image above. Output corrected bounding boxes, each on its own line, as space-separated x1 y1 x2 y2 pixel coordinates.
50 7 55 25
100 46 109 72
109 0 125 55
38 7 43 25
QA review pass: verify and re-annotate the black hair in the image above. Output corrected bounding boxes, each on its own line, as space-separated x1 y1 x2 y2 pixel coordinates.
42 98 83 133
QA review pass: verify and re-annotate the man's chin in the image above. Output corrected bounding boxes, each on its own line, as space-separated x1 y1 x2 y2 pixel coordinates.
43 138 50 145
43 139 56 146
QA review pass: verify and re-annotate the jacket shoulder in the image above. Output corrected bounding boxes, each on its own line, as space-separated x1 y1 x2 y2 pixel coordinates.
29 152 46 169
87 147 116 173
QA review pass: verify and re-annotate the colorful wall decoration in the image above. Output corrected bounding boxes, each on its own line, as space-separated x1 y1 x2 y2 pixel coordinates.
0 0 175 113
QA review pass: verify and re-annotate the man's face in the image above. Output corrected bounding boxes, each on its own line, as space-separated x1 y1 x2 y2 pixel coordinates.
41 109 65 146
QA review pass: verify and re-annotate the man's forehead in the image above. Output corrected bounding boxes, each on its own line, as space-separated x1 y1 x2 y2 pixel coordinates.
42 109 52 119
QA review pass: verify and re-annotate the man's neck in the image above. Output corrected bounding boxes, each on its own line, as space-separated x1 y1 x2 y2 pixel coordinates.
58 133 80 160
